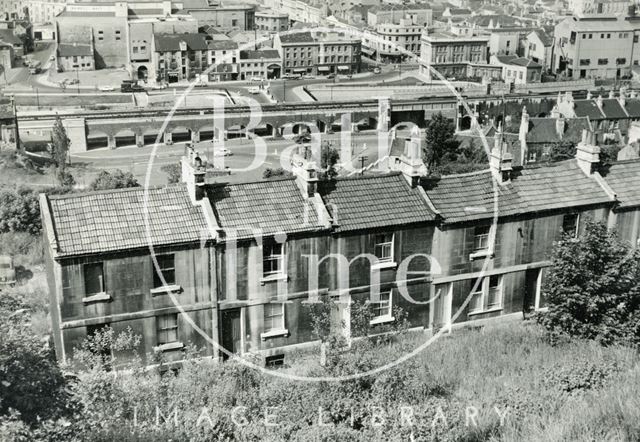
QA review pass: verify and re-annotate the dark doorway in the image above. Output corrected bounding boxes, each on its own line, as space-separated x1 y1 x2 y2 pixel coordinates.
137 65 148 81
523 268 541 317
220 309 242 360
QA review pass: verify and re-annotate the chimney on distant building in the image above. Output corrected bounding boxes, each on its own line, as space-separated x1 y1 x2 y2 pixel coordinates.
576 129 601 175
586 90 592 100
608 90 615 99
490 124 513 183
596 94 604 111
399 126 427 187
181 144 206 203
619 88 627 108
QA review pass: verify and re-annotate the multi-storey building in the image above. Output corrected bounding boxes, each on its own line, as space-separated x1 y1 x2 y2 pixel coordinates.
254 8 289 33
419 29 489 80
366 3 432 27
41 130 640 366
152 33 209 83
524 30 553 72
181 0 255 31
238 49 281 80
263 0 328 24
567 0 630 16
274 30 361 75
55 0 198 73
490 54 542 84
57 42 95 71
206 34 240 81
553 16 634 80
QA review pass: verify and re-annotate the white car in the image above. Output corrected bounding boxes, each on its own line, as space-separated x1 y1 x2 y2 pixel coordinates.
248 86 260 94
302 74 315 80
98 85 115 92
213 147 232 157
249 76 263 82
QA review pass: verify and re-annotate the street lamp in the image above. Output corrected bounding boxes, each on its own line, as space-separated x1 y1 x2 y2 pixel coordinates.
75 68 80 94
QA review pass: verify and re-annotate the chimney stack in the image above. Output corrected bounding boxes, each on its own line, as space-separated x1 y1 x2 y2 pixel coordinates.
490 124 513 183
399 126 427 187
596 95 604 110
619 88 627 107
608 90 615 99
586 90 592 100
291 146 319 198
181 144 206 203
576 129 601 175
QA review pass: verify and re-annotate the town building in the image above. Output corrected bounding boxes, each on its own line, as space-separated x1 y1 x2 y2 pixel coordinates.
238 49 281 80
206 34 240 81
152 33 209 83
263 0 328 24
490 54 542 84
181 0 256 31
55 0 198 73
274 30 361 76
419 29 489 80
553 16 634 80
40 129 640 366
0 28 24 58
567 0 630 16
254 9 289 33
523 30 553 71
57 42 95 71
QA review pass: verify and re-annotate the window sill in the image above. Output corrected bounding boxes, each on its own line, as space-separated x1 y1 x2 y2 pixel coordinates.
370 315 395 325
469 250 494 261
260 329 289 340
154 342 184 353
371 261 397 271
150 284 183 296
468 306 502 317
260 274 287 285
82 292 111 304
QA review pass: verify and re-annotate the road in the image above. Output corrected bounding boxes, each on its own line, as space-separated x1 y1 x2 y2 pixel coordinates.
70 129 410 187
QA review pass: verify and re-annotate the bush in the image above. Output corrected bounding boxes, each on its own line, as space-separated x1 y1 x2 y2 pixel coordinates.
0 186 41 235
88 170 139 191
536 221 640 347
263 167 292 179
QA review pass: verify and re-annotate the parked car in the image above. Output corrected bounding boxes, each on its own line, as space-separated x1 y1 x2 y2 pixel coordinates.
0 255 16 288
248 86 260 94
373 67 381 74
213 147 232 157
249 76 263 82
98 85 115 92
151 82 168 90
302 74 315 80
326 73 335 79
294 133 311 144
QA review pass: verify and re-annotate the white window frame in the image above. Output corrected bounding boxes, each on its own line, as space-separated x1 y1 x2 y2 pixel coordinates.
468 275 503 315
261 241 286 282
155 313 183 352
261 302 288 339
372 232 396 270
470 225 495 260
370 289 395 325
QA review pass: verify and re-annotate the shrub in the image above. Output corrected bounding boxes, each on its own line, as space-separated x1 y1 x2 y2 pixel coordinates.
544 358 619 394
537 221 640 347
160 163 181 184
0 186 41 235
88 169 139 191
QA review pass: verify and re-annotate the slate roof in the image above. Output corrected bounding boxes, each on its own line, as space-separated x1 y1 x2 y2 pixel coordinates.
58 43 92 57
495 55 541 68
573 100 605 120
207 38 238 50
278 32 315 44
206 178 325 240
599 98 628 119
623 99 640 118
0 29 22 45
602 160 640 209
318 173 437 233
531 29 552 46
524 117 591 144
422 160 613 224
154 33 208 52
46 185 209 258
240 49 280 59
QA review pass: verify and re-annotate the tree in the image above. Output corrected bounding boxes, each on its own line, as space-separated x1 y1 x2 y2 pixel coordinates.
423 113 459 174
0 187 41 235
320 142 340 180
88 170 139 191
537 221 640 346
50 117 71 186
160 163 182 184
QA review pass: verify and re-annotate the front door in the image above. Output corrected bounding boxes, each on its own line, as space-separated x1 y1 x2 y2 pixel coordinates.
220 309 242 360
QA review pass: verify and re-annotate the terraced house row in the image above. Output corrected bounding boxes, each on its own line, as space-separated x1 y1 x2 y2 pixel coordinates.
40 131 640 367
